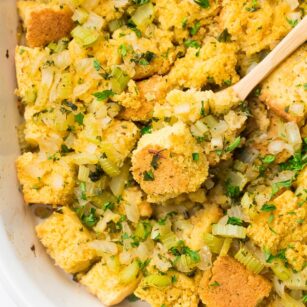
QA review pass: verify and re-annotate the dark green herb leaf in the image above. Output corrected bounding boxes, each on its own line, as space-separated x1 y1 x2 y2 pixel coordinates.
287 18 298 28
271 179 293 196
262 155 275 164
141 125 152 135
184 39 201 49
209 281 220 287
261 203 276 212
225 180 240 198
93 90 114 101
227 216 243 226
217 28 231 42
93 59 101 71
194 0 210 9
74 113 84 125
119 44 127 57
76 206 98 228
225 137 241 152
144 170 154 181
189 21 201 35
192 152 199 161
132 0 149 5
183 246 201 263
127 294 140 302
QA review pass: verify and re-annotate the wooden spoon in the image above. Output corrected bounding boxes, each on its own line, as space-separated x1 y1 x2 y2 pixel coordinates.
232 15 307 101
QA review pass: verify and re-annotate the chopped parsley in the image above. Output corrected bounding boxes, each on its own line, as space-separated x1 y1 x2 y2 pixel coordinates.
245 0 260 12
76 206 98 228
287 18 298 28
182 17 188 29
184 39 201 49
118 44 128 57
131 51 156 66
127 294 140 302
225 137 241 152
143 170 155 181
74 113 84 125
209 281 220 287
60 144 74 154
189 20 201 35
93 90 114 100
141 125 152 135
93 59 101 71
227 216 243 226
192 152 200 161
302 294 307 304
271 179 293 196
194 0 210 9
225 180 240 198
217 28 232 42
261 203 276 212
262 155 275 164
280 151 306 173
200 100 206 116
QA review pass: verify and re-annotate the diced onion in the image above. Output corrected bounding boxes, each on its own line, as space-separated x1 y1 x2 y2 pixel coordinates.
83 12 104 30
286 0 299 10
131 2 154 29
285 122 302 147
72 8 89 24
289 102 304 117
268 140 294 155
197 246 212 271
125 201 140 224
88 240 118 255
212 224 246 239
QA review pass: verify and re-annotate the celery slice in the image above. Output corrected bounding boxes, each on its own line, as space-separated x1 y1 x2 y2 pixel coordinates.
271 260 292 281
175 254 195 273
71 25 100 47
109 163 130 196
111 67 130 94
203 233 223 254
235 247 264 274
78 165 90 181
212 224 246 239
119 260 139 284
108 17 126 32
100 158 120 177
160 231 178 250
284 268 307 290
131 2 154 29
142 274 172 288
219 238 232 257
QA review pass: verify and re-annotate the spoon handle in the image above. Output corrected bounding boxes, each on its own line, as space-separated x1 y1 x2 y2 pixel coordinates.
233 16 307 101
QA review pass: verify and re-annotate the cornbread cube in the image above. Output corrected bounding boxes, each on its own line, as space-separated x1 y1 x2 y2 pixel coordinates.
36 207 96 274
198 256 272 307
131 122 209 203
80 261 140 306
185 203 223 250
18 1 74 47
260 44 307 123
102 120 139 167
135 271 199 307
16 152 76 206
247 190 306 271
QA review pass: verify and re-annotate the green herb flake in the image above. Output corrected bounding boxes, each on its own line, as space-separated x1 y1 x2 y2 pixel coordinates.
194 0 210 9
192 152 199 161
118 44 127 57
93 89 114 101
127 294 140 302
268 213 275 223
287 18 298 28
200 100 206 116
141 125 152 135
262 155 275 164
183 246 201 263
227 216 243 226
302 294 307 303
217 28 232 42
246 0 260 12
271 179 292 196
182 17 188 29
76 206 98 228
189 20 201 35
209 281 220 287
304 83 307 91
93 59 101 71
261 203 276 212
225 180 240 198
171 275 177 283
74 113 84 125
225 137 241 152
184 39 201 49
143 170 154 181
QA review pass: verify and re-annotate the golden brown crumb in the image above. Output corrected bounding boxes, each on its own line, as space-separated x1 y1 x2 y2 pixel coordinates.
198 256 272 307
121 75 169 122
26 7 74 47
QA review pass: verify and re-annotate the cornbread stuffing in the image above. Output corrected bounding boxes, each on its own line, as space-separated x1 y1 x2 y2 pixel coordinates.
14 0 306 306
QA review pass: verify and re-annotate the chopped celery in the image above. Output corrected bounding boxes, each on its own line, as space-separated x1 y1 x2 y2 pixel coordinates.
78 165 90 181
119 260 139 284
203 233 223 254
234 247 264 274
72 8 89 24
143 274 172 288
106 255 121 273
109 163 130 196
131 2 154 29
100 158 120 177
48 38 69 53
111 67 130 94
219 238 232 257
56 73 73 100
108 17 126 32
71 25 100 47
175 254 195 273
284 269 307 290
160 231 178 250
135 221 152 240
271 260 292 281
100 142 121 164
212 224 246 239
